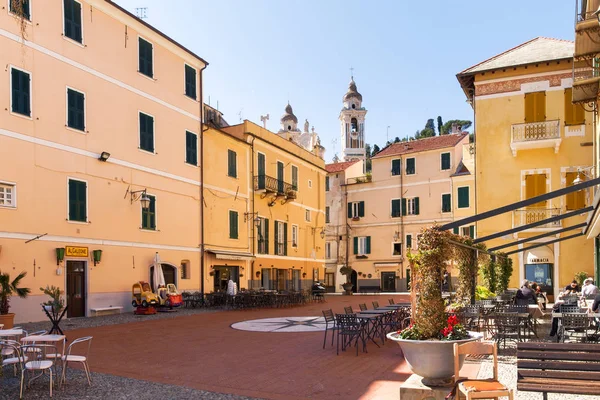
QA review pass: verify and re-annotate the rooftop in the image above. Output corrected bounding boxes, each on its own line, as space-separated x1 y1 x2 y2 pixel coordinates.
325 160 359 173
372 133 469 159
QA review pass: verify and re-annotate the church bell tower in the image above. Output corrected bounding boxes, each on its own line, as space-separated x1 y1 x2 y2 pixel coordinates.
339 77 367 162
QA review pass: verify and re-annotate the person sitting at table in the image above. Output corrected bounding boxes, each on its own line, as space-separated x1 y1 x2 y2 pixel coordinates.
516 280 537 305
530 282 547 310
582 278 598 298
563 280 581 295
592 292 600 313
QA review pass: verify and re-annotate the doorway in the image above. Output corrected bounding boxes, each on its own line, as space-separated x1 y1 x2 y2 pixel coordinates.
324 272 335 293
381 272 396 292
213 266 239 292
66 260 86 318
525 263 554 298
276 269 287 291
150 263 177 290
350 270 357 293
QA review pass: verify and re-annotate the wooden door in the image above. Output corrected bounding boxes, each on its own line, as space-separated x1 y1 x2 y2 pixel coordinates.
66 261 86 318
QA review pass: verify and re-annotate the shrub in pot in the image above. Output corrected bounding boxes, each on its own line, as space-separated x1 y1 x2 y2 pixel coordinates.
40 285 65 314
339 265 354 295
0 270 31 329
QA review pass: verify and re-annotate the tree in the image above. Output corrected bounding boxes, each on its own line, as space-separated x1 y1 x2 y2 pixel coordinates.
371 144 380 157
437 116 443 135
441 120 472 134
364 143 372 172
394 137 401 143
425 119 435 132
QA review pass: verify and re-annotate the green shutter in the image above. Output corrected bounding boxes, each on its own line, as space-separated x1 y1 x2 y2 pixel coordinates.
186 131 197 165
68 180 86 222
406 158 415 175
138 37 153 77
326 206 330 223
139 113 154 152
185 65 196 99
292 166 298 190
229 211 238 239
64 0 82 43
441 153 450 170
149 196 155 229
358 201 365 217
414 197 420 215
67 89 85 131
274 221 279 255
458 187 469 208
353 237 358 255
391 199 401 217
453 227 459 235
68 180 77 221
265 218 269 254
11 68 30 117
469 226 475 239
392 159 401 175
366 236 371 254
228 150 237 177
348 203 353 218
402 198 407 216
284 222 288 256
442 194 451 213
325 176 330 191
406 235 412 248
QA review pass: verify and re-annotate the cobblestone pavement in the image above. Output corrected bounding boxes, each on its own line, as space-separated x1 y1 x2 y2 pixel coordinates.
0 369 261 400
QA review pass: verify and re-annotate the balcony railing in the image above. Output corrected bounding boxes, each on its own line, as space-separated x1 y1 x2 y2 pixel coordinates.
575 0 600 61
254 175 296 198
346 175 372 185
513 208 561 229
510 120 561 156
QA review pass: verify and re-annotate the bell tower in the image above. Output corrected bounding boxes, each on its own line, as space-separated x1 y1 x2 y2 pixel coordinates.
339 76 367 162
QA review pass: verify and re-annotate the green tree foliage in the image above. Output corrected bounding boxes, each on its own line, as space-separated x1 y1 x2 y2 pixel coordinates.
441 120 472 134
364 143 372 172
437 116 443 135
394 137 401 143
371 144 380 157
495 255 513 293
481 258 498 294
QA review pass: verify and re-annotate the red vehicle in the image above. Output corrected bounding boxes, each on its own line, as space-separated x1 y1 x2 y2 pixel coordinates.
156 284 183 308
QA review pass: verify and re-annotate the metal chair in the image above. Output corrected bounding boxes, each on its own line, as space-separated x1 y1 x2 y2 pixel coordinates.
388 298 395 305
559 313 590 343
344 306 354 314
372 301 380 309
335 314 364 356
61 336 93 386
20 343 58 399
321 309 337 349
1 339 27 377
493 313 521 349
459 306 481 332
358 303 368 311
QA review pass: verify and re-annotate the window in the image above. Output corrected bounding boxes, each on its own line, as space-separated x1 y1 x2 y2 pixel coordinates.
441 153 451 171
348 201 365 219
257 217 269 254
325 242 332 259
442 193 451 213
10 0 30 20
305 209 311 222
184 64 197 99
325 206 330 223
138 37 153 78
292 225 298 247
524 91 546 123
564 88 585 125
405 157 416 175
353 236 371 255
274 221 287 256
229 210 238 239
325 176 330 191
291 165 298 190
185 131 197 165
139 112 154 153
63 0 82 43
141 194 156 230
525 174 547 207
68 179 87 222
566 171 586 210
461 226 475 239
180 260 190 279
391 159 401 176
406 234 413 250
393 242 402 256
11 67 30 117
457 187 470 209
0 182 16 208
402 197 419 216
67 88 85 131
391 199 401 218
228 150 237 178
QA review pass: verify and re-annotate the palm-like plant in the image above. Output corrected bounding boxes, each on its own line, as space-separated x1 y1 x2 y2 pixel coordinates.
0 271 31 315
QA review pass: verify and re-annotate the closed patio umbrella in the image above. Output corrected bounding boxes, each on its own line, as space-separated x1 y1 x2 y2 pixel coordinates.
153 252 165 292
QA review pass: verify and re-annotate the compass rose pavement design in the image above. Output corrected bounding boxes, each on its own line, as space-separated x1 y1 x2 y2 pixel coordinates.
231 316 327 332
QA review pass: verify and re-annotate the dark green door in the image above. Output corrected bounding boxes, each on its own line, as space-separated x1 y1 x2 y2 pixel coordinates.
277 161 284 193
257 153 266 190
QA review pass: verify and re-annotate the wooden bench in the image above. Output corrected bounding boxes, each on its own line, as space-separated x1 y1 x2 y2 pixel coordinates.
90 306 123 316
517 342 600 399
359 286 381 294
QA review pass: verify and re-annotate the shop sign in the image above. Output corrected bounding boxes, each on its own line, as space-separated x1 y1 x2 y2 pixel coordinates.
65 246 89 258
529 258 549 263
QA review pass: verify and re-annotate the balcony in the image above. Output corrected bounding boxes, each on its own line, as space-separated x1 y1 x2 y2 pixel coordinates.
513 208 562 230
254 175 296 201
346 175 372 185
573 66 600 105
510 120 561 156
575 0 600 61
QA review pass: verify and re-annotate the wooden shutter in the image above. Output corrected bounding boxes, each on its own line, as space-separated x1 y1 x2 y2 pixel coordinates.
64 0 82 43
391 199 400 217
366 236 371 254
453 227 459 235
564 88 574 125
566 172 586 210
326 206 330 223
264 218 269 254
406 158 415 174
353 237 358 255
292 166 298 190
185 65 196 99
524 93 535 123
148 195 155 229
228 150 237 177
469 226 475 239
229 211 238 239
186 131 197 165
347 202 353 218
139 38 153 77
525 174 547 207
442 194 451 212
406 235 412 248
358 201 365 217
441 153 450 170
414 197 420 215
274 221 279 255
12 69 30 116
283 222 288 256
68 180 86 222
392 159 401 175
526 91 546 122
325 176 329 191
72 0 82 42
458 187 469 208
67 89 84 131
402 198 407 216
68 180 77 221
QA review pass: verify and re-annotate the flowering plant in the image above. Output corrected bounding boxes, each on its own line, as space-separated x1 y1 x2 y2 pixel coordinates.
397 315 468 341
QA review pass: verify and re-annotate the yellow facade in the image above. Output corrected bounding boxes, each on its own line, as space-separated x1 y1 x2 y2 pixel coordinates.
458 38 594 299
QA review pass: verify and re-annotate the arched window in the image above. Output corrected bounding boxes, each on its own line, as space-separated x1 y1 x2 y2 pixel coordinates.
351 118 358 133
287 125 291 131
351 104 356 109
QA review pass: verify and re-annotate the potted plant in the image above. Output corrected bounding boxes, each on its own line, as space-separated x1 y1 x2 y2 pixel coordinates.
386 227 481 387
40 285 65 314
339 265 354 295
0 270 31 329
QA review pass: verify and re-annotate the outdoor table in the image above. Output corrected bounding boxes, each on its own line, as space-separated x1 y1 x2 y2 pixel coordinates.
42 305 68 335
355 314 382 348
0 329 23 338
20 334 66 389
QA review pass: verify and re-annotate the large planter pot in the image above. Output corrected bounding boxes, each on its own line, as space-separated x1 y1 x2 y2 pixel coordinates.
342 283 353 295
387 331 483 387
0 313 15 329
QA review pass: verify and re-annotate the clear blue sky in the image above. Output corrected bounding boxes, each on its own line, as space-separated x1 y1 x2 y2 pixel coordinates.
118 0 575 162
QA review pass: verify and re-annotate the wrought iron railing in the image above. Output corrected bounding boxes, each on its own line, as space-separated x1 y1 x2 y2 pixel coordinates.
511 120 560 143
254 175 295 196
513 208 561 229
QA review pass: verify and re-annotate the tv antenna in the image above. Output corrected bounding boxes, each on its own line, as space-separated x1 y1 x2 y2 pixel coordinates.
260 114 269 129
135 7 148 19
238 109 243 123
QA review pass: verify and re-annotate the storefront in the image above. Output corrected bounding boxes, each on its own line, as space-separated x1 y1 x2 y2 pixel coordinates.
205 249 253 292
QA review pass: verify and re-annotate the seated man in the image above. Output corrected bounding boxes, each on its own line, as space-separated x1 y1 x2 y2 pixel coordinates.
515 280 536 305
563 280 581 295
593 292 600 313
582 278 599 298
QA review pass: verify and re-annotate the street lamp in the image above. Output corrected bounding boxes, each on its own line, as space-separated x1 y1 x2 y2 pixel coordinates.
139 193 151 210
130 188 150 210
320 229 325 239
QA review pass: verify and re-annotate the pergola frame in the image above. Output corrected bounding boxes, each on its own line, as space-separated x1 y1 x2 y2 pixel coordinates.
488 223 587 252
505 232 586 256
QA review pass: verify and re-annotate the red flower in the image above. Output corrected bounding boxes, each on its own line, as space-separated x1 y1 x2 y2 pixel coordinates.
441 326 452 337
447 315 459 327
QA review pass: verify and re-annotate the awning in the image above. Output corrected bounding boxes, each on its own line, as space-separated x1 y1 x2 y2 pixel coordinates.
585 187 600 239
374 262 400 267
206 249 254 261
524 246 553 264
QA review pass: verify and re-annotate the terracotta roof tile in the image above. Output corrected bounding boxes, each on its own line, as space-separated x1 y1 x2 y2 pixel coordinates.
373 133 469 159
325 160 359 173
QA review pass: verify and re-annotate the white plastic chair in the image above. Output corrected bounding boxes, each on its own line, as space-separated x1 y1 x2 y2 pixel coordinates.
61 336 93 386
20 343 58 399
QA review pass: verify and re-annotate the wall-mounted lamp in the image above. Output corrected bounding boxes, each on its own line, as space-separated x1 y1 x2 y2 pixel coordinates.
393 231 400 241
56 248 65 265
98 151 111 162
244 212 261 228
320 229 325 239
92 249 102 266
130 188 150 209
572 167 594 185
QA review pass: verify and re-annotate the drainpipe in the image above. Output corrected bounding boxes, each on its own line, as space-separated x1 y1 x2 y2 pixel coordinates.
399 156 405 288
344 182 350 285
250 136 256 289
199 64 207 298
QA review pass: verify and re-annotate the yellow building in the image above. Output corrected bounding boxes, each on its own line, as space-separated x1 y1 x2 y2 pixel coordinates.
457 37 594 299
0 0 207 323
